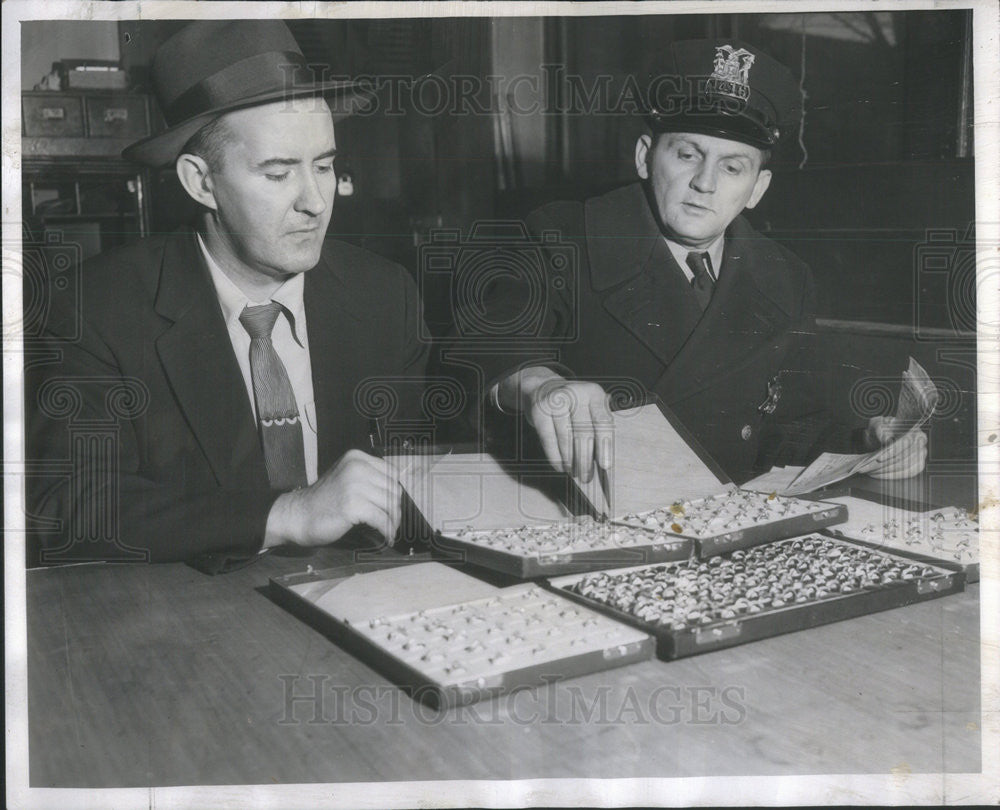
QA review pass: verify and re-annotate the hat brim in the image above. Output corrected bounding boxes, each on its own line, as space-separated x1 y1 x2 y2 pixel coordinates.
646 110 779 150
123 81 373 168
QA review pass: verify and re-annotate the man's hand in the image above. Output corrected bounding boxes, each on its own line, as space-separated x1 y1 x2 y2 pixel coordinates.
263 449 402 549
498 367 612 482
857 415 928 479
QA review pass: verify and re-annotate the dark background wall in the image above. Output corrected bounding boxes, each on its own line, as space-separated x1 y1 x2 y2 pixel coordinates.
21 10 979 464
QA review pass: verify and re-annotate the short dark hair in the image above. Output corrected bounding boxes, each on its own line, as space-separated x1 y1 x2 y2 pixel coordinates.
180 115 234 171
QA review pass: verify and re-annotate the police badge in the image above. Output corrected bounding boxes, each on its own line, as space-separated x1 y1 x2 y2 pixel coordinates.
705 44 756 106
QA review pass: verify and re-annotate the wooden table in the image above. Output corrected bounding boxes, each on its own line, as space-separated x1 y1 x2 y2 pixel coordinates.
26 559 980 788
27 477 981 788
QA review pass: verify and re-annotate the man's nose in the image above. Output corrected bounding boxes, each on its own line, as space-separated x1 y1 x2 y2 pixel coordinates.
294 171 329 216
690 161 717 194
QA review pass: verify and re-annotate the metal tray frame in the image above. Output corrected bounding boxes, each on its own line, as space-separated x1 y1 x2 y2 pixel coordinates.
547 536 965 660
431 528 693 578
614 497 847 558
270 567 655 709
815 487 979 583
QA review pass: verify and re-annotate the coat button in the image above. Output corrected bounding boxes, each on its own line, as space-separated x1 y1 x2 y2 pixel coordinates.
741 424 753 441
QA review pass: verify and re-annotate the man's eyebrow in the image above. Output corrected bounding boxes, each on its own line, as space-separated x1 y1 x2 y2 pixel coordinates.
255 157 300 169
254 149 337 170
673 137 754 162
673 137 703 151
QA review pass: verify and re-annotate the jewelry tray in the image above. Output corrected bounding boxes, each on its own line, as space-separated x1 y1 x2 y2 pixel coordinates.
818 488 979 582
432 517 693 578
547 533 964 660
613 489 847 558
269 562 654 709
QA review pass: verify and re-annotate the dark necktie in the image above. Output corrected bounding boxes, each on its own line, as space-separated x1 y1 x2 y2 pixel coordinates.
686 251 715 311
238 302 308 491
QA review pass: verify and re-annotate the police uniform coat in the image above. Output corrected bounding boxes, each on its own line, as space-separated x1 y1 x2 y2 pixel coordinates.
473 182 838 483
26 227 428 567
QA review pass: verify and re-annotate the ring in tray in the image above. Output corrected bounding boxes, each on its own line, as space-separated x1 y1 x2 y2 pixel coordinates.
615 489 846 557
820 492 979 582
436 516 692 577
270 562 654 709
548 533 964 660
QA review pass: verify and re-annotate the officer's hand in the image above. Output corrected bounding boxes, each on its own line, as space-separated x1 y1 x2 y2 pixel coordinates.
857 416 928 479
263 449 402 548
500 367 612 482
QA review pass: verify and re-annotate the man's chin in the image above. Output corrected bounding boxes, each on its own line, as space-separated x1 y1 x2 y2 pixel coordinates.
279 246 324 275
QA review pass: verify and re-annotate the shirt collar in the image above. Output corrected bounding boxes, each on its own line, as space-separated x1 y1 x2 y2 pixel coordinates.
663 235 725 281
198 233 306 346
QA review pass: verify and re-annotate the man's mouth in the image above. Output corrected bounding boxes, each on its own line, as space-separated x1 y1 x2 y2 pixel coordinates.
682 201 713 214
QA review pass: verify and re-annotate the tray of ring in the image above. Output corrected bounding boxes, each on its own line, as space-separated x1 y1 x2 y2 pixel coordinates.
816 489 979 583
270 562 654 709
432 516 694 578
612 488 847 558
546 533 965 660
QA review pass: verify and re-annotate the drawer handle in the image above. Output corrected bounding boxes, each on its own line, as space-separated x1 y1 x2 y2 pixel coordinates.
103 108 128 123
41 107 65 120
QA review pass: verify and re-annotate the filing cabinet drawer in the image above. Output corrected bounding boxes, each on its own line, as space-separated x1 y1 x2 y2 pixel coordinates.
85 95 149 138
22 95 85 137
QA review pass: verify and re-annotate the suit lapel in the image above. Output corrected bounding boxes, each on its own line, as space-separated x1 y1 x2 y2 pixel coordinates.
304 242 366 472
153 229 268 489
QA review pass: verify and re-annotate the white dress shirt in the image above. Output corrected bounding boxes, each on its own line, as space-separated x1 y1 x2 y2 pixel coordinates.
198 234 319 485
664 235 725 284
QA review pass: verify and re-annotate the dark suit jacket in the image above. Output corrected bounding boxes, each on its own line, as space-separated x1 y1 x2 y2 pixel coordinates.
465 183 842 483
26 227 428 567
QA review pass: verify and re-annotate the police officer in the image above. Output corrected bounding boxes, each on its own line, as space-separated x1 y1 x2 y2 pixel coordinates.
472 39 926 484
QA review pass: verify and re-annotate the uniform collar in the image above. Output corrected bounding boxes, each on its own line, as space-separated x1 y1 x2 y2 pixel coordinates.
663 235 724 281
585 183 797 318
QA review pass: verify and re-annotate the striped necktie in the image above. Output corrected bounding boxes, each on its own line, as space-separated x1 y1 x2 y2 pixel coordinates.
238 302 308 490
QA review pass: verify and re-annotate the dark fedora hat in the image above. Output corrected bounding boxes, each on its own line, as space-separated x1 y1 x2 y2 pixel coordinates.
123 20 371 167
644 39 801 149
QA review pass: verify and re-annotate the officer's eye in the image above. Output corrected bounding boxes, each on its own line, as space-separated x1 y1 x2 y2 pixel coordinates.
314 162 335 174
265 172 290 182
722 162 744 175
677 150 697 161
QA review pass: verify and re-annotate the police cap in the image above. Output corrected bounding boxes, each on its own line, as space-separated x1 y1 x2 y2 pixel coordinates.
645 39 801 149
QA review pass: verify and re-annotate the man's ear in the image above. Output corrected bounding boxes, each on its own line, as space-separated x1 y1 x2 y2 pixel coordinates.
745 168 772 210
175 154 218 211
635 134 652 180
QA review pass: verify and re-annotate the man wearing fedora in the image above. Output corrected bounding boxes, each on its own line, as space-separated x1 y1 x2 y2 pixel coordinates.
26 21 427 572
463 39 927 486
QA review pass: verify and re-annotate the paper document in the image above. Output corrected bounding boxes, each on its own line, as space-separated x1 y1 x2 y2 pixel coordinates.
742 465 805 494
780 357 938 496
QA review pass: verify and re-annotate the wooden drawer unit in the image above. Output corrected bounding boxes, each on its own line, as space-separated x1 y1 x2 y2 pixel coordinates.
85 95 149 138
22 94 85 137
